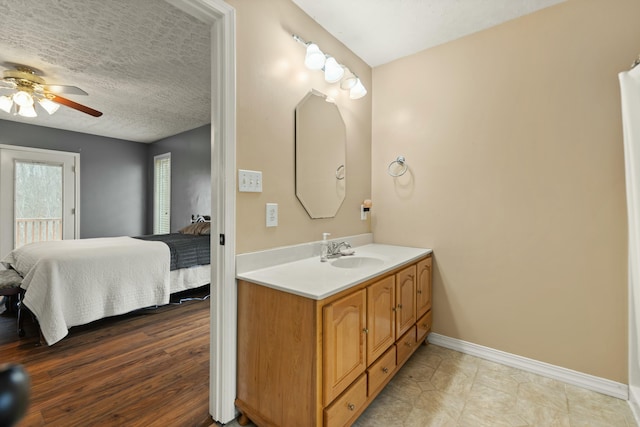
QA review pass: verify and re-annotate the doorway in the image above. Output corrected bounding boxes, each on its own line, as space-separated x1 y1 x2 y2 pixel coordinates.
0 145 79 260
165 0 236 423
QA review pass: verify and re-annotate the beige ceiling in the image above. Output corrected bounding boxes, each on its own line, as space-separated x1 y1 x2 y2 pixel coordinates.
292 0 567 67
0 0 211 143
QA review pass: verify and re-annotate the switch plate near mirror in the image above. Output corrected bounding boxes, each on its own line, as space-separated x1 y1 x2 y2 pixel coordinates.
239 169 262 192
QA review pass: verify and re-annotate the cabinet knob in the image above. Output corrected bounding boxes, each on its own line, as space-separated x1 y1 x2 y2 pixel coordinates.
347 403 355 411
382 367 389 374
362 328 369 334
405 341 412 347
422 323 430 329
397 304 403 309
392 307 396 312
417 289 422 294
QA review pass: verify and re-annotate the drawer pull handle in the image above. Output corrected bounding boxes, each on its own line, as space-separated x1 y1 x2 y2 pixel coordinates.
382 367 389 374
405 341 412 347
347 403 355 411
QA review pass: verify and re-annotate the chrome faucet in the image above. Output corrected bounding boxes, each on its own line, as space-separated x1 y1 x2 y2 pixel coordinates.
326 241 353 259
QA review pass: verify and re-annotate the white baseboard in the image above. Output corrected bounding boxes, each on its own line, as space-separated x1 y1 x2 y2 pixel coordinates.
628 385 640 424
428 333 629 400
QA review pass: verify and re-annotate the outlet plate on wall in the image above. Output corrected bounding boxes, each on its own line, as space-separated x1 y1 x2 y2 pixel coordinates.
266 203 278 227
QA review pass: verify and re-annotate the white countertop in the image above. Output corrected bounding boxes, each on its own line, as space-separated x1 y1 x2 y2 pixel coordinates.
236 243 432 300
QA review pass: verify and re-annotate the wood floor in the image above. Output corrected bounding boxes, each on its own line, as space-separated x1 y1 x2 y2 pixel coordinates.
0 288 215 427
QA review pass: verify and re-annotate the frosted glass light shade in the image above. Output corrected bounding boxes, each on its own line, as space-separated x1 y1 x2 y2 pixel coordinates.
304 43 326 70
39 97 60 115
13 91 34 107
0 95 12 113
339 70 358 90
350 79 367 99
323 57 344 83
18 104 37 118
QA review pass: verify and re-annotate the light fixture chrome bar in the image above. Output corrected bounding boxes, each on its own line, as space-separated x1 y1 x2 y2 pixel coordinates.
291 33 367 99
292 34 308 45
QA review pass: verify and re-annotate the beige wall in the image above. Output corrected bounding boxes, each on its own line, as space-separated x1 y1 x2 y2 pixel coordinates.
228 0 372 254
372 0 640 382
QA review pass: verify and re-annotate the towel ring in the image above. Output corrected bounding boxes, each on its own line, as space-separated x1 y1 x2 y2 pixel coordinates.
335 164 345 180
387 156 408 177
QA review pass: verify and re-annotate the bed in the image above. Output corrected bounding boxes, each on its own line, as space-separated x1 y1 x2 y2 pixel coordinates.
1 221 211 346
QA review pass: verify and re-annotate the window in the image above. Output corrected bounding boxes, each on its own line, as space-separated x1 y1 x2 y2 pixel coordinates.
153 153 171 234
14 161 64 248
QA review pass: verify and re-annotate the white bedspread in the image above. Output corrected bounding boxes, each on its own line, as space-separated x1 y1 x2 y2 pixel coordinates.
2 237 170 345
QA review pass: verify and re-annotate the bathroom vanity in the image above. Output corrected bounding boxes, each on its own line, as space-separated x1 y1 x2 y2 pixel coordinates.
235 243 433 427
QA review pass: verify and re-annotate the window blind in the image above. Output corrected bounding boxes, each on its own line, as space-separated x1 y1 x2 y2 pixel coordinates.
154 153 171 234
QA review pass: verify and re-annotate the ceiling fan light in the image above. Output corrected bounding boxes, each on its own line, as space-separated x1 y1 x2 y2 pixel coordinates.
304 43 326 70
13 90 34 107
39 97 60 115
0 95 12 113
18 103 37 118
349 79 367 100
323 57 344 83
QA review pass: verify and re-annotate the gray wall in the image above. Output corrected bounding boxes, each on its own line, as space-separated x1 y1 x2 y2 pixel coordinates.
147 125 211 233
0 119 148 238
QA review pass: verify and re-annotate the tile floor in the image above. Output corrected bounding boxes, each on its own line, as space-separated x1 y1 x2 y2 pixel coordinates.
223 343 637 427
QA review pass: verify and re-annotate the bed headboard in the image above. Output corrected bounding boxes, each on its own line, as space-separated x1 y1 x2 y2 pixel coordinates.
191 214 211 223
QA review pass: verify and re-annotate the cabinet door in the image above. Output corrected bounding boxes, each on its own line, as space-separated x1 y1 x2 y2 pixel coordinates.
395 265 416 338
323 289 367 406
416 257 432 319
366 275 395 365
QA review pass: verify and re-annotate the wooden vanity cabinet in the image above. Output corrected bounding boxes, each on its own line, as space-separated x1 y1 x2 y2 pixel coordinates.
365 276 395 365
395 265 416 337
236 253 433 427
416 257 432 319
323 290 367 406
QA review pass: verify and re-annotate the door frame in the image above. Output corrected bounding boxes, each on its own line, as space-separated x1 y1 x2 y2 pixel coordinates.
0 144 80 257
165 0 236 423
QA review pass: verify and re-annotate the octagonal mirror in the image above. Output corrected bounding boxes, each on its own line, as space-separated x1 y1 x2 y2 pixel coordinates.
295 90 346 218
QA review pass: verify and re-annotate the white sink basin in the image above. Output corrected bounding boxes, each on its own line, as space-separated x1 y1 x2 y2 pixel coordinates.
331 256 385 269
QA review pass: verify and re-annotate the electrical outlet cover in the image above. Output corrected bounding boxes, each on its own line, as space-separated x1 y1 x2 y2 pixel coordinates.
266 203 278 227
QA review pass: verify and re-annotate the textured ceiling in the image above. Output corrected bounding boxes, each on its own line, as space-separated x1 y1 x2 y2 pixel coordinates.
0 0 211 143
0 1 568 143
292 0 567 67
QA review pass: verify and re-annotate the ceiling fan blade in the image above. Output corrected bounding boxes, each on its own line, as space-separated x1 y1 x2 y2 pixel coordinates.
48 94 103 117
0 80 16 89
42 84 88 96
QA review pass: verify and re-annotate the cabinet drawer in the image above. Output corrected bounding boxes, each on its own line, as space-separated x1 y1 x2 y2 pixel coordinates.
396 325 417 366
324 374 367 427
416 310 432 344
367 346 396 396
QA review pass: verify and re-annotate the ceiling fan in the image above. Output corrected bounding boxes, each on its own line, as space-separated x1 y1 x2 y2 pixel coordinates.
0 64 103 118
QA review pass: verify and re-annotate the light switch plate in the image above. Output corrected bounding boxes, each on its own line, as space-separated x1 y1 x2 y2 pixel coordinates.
238 169 262 192
266 203 278 227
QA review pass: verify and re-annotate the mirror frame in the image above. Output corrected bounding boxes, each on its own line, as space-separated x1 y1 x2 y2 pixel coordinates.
294 90 347 219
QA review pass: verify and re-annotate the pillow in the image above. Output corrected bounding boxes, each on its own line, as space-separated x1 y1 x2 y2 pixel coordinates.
179 222 211 235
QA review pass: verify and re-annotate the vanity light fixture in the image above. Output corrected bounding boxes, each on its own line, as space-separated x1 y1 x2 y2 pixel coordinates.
304 43 326 70
323 57 344 83
292 34 367 99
